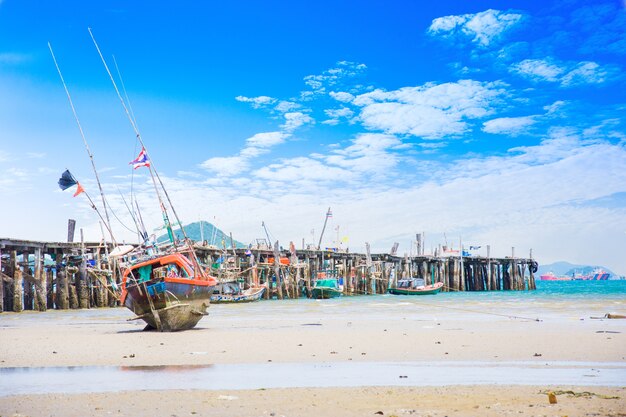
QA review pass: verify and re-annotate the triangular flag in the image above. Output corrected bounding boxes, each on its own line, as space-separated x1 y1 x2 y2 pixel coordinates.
73 182 85 197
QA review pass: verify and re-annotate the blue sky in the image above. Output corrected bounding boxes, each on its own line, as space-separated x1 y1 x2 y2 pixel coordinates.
1 0 625 273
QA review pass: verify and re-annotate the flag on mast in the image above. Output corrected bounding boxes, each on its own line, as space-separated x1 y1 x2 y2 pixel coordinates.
58 169 85 197
129 148 150 169
326 208 332 218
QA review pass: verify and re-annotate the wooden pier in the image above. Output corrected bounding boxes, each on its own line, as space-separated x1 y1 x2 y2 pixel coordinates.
0 237 537 312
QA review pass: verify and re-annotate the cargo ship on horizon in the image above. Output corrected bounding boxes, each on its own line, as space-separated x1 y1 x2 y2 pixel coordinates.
540 268 611 281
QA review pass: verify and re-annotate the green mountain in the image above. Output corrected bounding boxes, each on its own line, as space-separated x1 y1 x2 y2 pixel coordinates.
157 221 247 248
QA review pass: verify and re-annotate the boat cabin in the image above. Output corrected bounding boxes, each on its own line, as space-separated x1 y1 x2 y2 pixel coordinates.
397 278 426 289
314 278 339 288
123 253 194 286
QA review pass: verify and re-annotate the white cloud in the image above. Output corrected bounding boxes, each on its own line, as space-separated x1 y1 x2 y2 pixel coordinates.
510 59 564 82
200 155 249 176
200 131 289 177
482 116 536 135
329 91 355 103
246 131 288 148
323 107 354 125
281 112 314 132
428 9 524 47
254 157 353 182
561 62 608 86
235 95 277 109
303 61 367 93
543 100 567 115
511 58 612 87
353 80 506 139
324 133 401 174
274 100 300 113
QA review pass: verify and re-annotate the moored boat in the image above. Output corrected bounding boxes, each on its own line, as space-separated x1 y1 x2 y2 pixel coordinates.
388 278 444 295
211 280 266 303
311 278 343 299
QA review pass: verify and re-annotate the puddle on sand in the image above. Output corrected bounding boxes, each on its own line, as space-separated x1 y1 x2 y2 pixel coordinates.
1 361 624 396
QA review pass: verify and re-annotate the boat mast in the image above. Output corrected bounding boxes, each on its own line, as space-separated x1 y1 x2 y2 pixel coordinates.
88 28 176 239
48 42 116 245
88 29 206 276
317 207 331 250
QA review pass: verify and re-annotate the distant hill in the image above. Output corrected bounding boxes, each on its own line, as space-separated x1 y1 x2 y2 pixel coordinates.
537 261 616 277
157 221 246 248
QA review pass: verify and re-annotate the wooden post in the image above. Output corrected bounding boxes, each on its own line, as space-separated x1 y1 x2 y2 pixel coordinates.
78 230 89 308
529 249 536 290
68 269 79 309
262 267 270 300
56 260 69 310
510 247 516 291
46 268 54 308
496 262 505 291
34 247 47 311
12 251 23 312
486 245 491 290
273 241 283 300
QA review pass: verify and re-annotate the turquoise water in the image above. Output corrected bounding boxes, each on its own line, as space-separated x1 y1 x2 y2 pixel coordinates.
534 279 626 297
0 280 623 327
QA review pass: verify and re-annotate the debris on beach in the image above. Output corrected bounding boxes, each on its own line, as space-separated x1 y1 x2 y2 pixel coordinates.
547 391 558 404
590 313 626 319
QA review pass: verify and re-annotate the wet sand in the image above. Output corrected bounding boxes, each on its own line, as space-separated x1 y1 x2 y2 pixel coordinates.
0 296 624 416
2 386 625 417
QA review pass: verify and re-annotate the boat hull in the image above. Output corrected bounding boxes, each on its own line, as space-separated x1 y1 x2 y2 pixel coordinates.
311 287 343 299
211 286 266 303
388 281 444 295
123 278 214 331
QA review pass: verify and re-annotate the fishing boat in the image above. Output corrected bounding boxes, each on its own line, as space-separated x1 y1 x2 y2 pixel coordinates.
311 278 343 299
388 278 444 295
119 247 216 331
89 31 217 331
52 33 218 331
211 281 266 303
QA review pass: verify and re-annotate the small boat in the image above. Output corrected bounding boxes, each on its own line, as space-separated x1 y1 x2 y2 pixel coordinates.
311 278 343 299
120 247 217 331
211 281 266 303
388 278 444 295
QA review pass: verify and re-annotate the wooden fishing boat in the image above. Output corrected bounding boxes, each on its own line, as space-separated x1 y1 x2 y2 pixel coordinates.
211 281 266 303
388 279 444 295
120 248 217 331
52 33 218 332
311 278 343 299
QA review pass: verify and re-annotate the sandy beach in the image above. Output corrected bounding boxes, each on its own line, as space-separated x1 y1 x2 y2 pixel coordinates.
1 295 624 416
